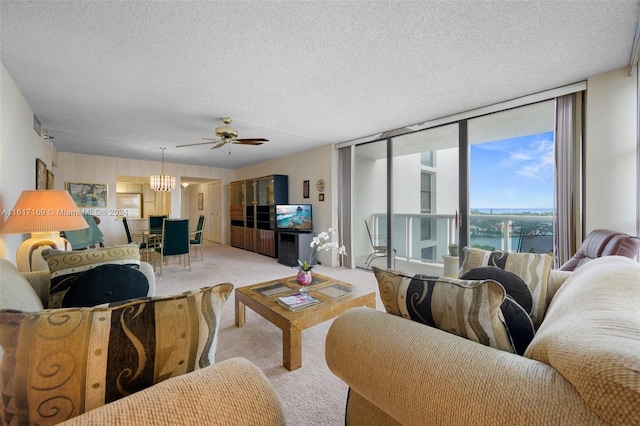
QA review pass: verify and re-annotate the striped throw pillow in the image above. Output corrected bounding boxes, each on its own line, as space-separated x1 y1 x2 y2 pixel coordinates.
460 247 553 328
373 267 532 354
0 283 233 426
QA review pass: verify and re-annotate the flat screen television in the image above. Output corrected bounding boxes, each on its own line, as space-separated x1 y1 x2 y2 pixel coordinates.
275 204 313 232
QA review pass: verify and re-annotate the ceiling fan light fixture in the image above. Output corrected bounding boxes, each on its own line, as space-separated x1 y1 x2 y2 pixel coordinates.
215 124 238 139
150 147 176 192
175 116 267 150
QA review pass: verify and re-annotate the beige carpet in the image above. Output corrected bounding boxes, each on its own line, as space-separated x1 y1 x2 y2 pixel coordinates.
152 242 382 426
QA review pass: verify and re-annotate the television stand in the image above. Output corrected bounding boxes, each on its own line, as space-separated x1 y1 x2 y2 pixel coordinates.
277 231 315 267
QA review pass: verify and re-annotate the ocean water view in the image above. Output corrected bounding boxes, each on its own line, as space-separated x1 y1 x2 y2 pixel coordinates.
470 236 522 250
468 208 555 251
471 208 553 215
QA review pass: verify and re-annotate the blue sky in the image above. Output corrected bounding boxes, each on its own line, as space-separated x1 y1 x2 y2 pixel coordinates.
470 132 554 210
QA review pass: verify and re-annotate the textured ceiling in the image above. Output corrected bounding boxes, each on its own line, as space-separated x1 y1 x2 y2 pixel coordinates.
1 1 638 169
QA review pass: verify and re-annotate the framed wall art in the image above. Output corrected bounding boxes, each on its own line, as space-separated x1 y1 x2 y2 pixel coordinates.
65 182 108 208
303 180 310 198
46 170 54 189
33 114 41 136
198 193 204 210
35 158 47 189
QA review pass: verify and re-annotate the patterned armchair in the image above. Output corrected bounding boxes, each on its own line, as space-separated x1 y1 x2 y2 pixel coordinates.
0 245 235 425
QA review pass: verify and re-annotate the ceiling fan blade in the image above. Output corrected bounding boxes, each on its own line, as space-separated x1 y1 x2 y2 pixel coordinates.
211 141 227 150
235 140 264 146
176 141 217 148
236 138 269 142
201 137 218 141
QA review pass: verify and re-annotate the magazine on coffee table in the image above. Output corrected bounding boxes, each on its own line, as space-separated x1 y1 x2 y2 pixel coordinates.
277 293 322 311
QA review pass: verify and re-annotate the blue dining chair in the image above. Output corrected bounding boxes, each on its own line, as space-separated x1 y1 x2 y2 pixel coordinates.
149 215 167 231
154 219 190 275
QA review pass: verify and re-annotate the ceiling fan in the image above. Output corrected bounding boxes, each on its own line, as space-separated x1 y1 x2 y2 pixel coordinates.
176 117 268 150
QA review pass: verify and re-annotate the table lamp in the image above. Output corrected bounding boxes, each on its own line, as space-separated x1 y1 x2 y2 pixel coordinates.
2 190 89 271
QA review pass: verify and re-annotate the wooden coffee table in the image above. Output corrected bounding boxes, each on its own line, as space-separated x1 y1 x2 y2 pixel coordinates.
235 273 376 371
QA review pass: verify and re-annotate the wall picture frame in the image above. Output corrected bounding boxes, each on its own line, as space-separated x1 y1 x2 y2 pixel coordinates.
33 114 41 136
46 170 54 189
319 193 325 202
65 182 108 208
303 180 310 198
198 192 204 210
35 158 47 189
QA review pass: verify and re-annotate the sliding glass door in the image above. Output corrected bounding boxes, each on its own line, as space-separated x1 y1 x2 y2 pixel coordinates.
467 101 556 254
353 140 388 269
353 124 460 272
351 98 559 272
389 124 459 274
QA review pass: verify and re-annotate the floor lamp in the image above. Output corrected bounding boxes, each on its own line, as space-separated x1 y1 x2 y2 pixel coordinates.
2 190 89 272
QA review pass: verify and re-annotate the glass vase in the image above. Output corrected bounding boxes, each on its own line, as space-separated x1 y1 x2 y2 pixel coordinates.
296 270 313 293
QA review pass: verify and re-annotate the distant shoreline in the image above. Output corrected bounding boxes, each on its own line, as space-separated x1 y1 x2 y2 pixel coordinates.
471 208 553 215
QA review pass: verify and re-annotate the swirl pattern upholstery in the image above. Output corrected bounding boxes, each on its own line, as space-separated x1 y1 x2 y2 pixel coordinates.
372 267 534 354
460 247 553 328
0 283 233 426
43 244 143 308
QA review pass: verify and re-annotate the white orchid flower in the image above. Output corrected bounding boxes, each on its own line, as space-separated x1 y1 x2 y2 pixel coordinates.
298 228 348 271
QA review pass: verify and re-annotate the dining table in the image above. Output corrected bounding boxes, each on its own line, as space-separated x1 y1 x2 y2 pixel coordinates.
132 228 163 262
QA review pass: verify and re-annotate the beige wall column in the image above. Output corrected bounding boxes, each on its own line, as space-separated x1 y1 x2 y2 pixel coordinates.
585 67 638 236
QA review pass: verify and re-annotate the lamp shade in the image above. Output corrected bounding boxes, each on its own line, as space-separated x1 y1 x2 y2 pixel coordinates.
2 190 89 234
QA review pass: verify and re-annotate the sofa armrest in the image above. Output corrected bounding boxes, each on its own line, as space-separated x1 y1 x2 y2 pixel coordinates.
546 269 573 305
326 308 600 425
59 358 285 425
21 270 51 308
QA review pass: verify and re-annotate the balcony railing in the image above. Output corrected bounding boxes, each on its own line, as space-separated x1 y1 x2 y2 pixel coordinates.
369 212 554 264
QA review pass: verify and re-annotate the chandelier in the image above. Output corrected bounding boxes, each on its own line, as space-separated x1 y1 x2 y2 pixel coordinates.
150 147 175 192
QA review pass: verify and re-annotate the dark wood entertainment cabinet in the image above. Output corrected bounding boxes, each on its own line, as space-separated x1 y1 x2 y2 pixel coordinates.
229 174 288 257
277 231 315 267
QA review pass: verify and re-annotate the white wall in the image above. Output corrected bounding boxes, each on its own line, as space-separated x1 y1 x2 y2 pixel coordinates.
56 152 235 246
585 67 638 236
0 63 58 263
183 182 211 239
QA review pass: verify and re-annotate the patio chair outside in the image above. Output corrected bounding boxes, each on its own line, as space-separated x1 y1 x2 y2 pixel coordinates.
517 224 554 254
365 219 396 268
